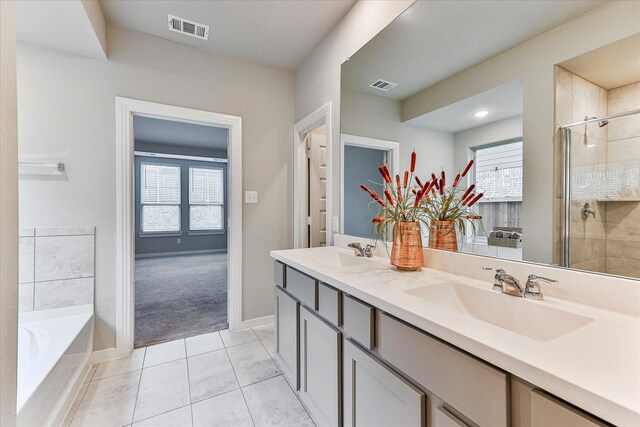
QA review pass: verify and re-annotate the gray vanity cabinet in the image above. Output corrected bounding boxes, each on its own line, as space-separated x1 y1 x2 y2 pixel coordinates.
274 286 299 390
299 305 342 427
343 338 425 427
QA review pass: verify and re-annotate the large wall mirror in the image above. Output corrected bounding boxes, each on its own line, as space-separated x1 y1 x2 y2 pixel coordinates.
339 1 640 280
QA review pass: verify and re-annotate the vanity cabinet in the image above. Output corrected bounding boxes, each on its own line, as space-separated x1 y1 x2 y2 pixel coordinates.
274 286 299 389
299 305 342 427
273 261 612 427
343 338 425 427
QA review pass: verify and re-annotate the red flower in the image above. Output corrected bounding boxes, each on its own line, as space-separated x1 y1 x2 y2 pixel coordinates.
384 190 394 206
441 170 445 187
462 159 474 177
410 151 416 173
453 173 461 188
462 184 475 200
467 193 484 207
383 165 392 183
395 174 401 189
403 171 408 188
439 178 444 195
415 176 424 188
462 193 475 206
372 217 385 223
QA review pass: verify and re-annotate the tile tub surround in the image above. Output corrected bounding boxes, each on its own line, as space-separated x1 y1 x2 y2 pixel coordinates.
271 245 640 426
18 226 95 313
63 325 315 427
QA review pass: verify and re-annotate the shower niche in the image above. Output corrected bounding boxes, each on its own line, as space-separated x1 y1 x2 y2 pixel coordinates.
555 34 640 279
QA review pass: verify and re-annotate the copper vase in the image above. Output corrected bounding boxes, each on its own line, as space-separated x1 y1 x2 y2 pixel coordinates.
390 221 424 271
428 220 458 251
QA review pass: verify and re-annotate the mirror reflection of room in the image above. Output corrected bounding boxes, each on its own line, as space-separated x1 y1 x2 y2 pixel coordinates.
339 1 640 280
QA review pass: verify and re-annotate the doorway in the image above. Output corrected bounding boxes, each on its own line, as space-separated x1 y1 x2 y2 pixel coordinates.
115 97 242 357
304 125 327 248
133 116 229 347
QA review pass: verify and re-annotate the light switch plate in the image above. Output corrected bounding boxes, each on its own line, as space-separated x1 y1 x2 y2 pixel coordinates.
245 191 258 204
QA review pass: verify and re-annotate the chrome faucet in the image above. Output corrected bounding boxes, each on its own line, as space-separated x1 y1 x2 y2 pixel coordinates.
483 268 558 300
524 274 558 300
348 242 374 257
483 267 525 297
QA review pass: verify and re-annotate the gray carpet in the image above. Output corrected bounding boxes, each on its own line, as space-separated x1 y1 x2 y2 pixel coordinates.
134 253 228 348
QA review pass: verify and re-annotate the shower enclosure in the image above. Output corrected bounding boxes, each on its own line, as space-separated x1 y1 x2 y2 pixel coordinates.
560 108 640 279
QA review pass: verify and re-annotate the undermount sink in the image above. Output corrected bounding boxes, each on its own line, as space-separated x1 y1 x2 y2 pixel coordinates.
316 251 374 268
405 283 593 342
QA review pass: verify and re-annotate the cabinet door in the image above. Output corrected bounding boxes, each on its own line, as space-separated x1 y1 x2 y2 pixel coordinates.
274 286 299 390
343 338 425 427
300 305 342 427
434 406 469 427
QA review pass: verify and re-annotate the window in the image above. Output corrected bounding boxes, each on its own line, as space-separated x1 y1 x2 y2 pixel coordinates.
472 140 523 239
189 167 224 231
140 163 181 233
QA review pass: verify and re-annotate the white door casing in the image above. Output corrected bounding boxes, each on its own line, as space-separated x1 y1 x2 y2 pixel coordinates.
115 97 242 357
293 102 332 249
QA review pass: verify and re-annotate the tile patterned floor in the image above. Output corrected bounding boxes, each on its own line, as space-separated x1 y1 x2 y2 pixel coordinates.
63 324 315 427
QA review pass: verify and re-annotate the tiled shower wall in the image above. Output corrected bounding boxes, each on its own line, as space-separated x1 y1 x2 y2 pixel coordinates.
19 226 95 312
605 82 640 278
555 66 640 278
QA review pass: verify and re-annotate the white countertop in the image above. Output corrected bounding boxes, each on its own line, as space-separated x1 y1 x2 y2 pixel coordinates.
271 246 640 427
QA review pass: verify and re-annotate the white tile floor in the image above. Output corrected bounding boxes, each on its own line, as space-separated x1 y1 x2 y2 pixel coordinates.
63 324 315 427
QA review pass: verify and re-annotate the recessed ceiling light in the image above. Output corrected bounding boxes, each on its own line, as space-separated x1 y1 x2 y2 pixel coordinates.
473 110 489 118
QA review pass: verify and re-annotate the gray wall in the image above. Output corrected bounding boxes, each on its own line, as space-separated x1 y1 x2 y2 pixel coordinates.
17 23 295 351
134 143 228 257
344 145 386 238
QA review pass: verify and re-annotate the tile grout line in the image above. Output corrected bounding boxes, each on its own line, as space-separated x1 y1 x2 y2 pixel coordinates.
183 339 195 427
222 344 257 427
130 347 147 426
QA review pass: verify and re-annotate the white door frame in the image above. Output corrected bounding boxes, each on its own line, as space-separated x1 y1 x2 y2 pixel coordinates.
293 102 332 248
340 134 399 235
115 97 242 357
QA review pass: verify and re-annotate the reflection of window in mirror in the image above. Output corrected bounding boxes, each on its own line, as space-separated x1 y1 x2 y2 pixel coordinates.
463 139 523 260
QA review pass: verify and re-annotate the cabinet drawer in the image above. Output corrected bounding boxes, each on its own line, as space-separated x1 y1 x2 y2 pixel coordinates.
318 282 341 326
377 312 509 427
530 390 608 427
274 261 285 288
286 267 317 309
343 294 374 349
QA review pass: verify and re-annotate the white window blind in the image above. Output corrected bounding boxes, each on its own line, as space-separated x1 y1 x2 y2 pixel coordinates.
189 167 224 231
140 163 181 232
474 140 523 201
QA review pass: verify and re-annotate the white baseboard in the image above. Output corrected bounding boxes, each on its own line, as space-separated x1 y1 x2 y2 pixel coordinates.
91 347 118 363
239 315 274 330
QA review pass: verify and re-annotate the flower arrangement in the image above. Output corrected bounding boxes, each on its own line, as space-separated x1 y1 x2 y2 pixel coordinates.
359 151 483 268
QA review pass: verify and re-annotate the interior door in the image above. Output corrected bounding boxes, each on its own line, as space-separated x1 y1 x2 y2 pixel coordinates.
309 133 327 247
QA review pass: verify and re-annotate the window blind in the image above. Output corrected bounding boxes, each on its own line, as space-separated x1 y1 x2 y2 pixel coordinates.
474 140 523 201
140 163 181 232
189 167 224 231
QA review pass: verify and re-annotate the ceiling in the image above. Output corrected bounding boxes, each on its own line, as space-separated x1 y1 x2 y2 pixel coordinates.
406 79 523 133
342 0 606 100
134 116 228 151
559 33 640 89
16 0 107 58
100 0 356 70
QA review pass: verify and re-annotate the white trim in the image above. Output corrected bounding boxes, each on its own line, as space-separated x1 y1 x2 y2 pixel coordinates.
339 134 400 235
115 97 243 358
293 102 332 249
239 314 274 330
134 151 228 163
91 347 118 363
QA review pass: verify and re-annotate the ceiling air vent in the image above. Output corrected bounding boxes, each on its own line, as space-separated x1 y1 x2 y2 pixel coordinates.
168 14 209 41
370 79 397 92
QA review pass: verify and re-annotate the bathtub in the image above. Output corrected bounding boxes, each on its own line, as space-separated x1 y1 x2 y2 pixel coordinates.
17 304 93 427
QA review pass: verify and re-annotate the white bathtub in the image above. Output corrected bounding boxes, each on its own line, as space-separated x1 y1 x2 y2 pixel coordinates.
17 304 93 427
